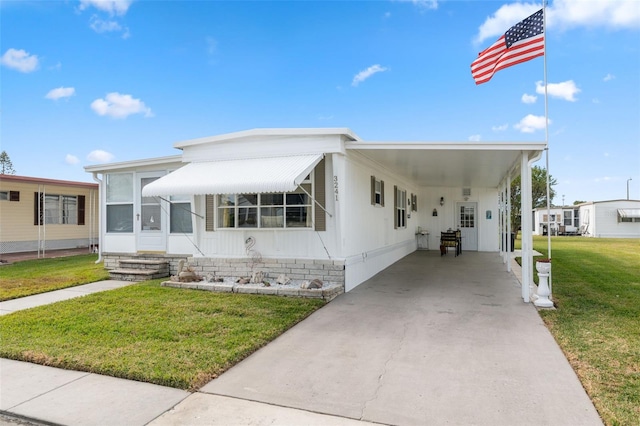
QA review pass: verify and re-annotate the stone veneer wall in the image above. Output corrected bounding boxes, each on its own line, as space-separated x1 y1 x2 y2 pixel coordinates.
187 257 345 286
102 253 346 287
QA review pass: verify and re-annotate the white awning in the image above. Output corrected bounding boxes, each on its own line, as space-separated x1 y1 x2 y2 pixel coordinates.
618 208 640 219
142 154 323 196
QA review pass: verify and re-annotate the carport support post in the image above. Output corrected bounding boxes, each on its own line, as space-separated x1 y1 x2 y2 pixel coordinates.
507 173 511 273
520 153 533 303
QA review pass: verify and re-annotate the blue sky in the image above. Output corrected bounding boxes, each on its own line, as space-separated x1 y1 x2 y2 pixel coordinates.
1 0 639 204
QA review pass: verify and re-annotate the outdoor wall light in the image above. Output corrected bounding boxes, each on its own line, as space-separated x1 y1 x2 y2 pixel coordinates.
439 197 445 206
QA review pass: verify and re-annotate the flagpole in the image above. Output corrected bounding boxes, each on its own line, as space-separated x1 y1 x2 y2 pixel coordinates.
543 0 552 295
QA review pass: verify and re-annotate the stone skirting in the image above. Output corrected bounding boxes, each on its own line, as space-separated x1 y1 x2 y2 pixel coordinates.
162 280 344 301
102 254 346 289
186 257 345 287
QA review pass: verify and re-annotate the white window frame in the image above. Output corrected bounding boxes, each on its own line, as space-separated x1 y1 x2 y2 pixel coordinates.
105 172 134 233
216 175 314 230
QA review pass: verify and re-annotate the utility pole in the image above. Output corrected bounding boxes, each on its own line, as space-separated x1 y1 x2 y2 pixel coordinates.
627 178 633 200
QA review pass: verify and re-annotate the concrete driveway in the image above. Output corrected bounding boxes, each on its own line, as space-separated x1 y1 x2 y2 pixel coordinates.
193 251 602 425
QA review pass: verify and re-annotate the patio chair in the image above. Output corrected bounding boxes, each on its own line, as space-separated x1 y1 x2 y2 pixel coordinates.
440 231 460 257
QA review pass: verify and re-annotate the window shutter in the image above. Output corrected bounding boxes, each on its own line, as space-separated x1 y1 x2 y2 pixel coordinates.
205 195 215 231
9 191 19 202
34 192 43 225
371 176 375 205
77 195 86 225
314 158 326 231
393 185 398 229
380 180 385 207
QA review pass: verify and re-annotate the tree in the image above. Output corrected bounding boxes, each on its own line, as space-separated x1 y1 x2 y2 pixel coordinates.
0 151 16 175
573 200 586 205
510 166 557 235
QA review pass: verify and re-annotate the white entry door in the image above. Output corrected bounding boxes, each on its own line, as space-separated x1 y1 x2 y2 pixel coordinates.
457 202 478 251
137 173 167 252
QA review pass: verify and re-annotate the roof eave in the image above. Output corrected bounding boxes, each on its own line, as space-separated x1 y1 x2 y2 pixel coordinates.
175 128 360 148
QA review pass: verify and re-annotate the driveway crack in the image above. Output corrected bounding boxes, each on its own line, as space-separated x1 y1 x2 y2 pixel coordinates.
360 321 409 421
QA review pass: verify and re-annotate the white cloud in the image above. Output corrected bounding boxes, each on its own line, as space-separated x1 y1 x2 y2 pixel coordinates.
603 73 615 82
468 134 481 142
352 64 388 87
87 150 115 163
396 0 438 11
45 87 75 100
592 98 600 104
521 93 537 104
90 92 153 119
474 0 639 45
492 123 508 132
65 154 80 165
79 0 132 16
474 2 540 44
550 0 640 31
514 114 549 133
89 15 130 38
535 80 581 102
1 48 39 73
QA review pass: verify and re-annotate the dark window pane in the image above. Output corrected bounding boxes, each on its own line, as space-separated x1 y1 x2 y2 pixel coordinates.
286 207 309 227
238 194 258 206
286 192 308 205
171 202 193 233
262 194 283 206
238 207 257 227
107 204 133 232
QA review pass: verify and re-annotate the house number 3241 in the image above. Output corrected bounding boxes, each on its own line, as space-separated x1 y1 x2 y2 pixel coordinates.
333 176 339 201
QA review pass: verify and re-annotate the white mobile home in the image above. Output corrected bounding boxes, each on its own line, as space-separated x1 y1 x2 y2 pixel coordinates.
85 128 545 300
532 206 580 236
577 200 640 238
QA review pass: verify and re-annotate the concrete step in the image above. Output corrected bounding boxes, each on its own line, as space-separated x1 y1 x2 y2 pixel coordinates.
109 268 170 282
118 259 169 272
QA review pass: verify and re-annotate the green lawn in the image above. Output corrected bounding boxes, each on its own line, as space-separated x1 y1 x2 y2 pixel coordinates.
0 254 110 301
0 281 325 390
532 236 640 426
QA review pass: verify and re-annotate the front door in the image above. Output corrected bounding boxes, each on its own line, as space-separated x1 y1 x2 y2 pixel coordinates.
457 202 478 251
137 173 167 252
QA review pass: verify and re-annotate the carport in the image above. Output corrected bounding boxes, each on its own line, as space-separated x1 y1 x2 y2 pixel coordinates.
346 139 544 302
195 251 601 425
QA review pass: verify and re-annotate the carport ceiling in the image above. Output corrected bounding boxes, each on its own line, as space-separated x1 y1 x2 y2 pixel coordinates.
346 141 546 189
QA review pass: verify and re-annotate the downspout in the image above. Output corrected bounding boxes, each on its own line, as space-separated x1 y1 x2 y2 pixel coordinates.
92 172 103 264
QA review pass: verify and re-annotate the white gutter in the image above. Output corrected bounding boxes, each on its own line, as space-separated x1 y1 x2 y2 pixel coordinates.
92 172 103 265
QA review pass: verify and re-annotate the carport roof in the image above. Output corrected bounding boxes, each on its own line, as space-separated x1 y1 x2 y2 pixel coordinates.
346 140 546 188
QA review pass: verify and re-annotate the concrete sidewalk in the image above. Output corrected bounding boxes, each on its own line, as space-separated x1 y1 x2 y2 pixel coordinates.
1 359 189 425
0 280 134 316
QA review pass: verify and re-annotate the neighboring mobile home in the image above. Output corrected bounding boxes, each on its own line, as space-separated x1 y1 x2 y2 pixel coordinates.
85 128 545 300
577 200 640 238
0 175 99 256
532 206 580 236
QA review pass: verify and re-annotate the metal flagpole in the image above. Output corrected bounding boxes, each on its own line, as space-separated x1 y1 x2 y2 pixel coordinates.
543 1 552 293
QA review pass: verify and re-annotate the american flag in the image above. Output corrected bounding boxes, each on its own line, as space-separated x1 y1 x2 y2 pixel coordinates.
471 9 544 85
